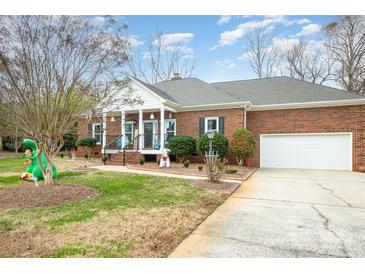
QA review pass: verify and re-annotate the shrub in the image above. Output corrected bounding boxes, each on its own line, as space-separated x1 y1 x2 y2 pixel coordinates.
102 155 108 163
198 165 203 171
183 160 190 168
4 143 15 151
139 158 145 165
76 137 97 158
230 128 256 166
168 136 196 162
197 133 228 159
59 153 64 159
84 154 89 159
225 167 238 174
75 137 97 147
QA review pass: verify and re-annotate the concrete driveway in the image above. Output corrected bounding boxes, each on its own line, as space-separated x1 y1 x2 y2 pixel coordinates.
170 169 365 257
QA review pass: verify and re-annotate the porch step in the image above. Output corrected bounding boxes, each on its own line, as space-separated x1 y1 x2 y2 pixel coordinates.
107 151 143 165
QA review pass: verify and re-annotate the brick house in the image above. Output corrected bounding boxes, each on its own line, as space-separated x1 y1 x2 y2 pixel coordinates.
77 75 365 171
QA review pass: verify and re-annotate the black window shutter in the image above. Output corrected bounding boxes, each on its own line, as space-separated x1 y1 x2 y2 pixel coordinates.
199 117 205 136
88 123 93 137
219 117 225 135
100 123 103 144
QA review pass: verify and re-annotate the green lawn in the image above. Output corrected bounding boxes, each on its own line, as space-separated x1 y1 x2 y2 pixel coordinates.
0 157 24 173
0 160 227 258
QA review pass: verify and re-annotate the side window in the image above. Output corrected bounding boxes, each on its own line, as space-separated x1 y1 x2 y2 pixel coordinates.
205 117 219 133
92 123 102 144
165 119 176 142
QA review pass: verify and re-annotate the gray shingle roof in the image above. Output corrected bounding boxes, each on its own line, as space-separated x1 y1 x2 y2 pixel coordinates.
210 76 364 106
152 77 240 106
134 76 364 108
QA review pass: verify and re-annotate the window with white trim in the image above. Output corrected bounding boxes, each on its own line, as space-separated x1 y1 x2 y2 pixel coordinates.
165 119 176 142
205 117 219 133
92 123 102 144
124 121 133 144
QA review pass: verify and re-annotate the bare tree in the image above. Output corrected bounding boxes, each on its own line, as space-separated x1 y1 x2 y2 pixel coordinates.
124 29 195 83
0 16 133 184
285 38 334 85
245 26 279 78
324 15 365 94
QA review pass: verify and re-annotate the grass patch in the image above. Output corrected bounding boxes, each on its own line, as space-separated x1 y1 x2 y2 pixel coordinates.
0 220 15 232
57 171 84 178
47 210 97 228
0 175 21 186
49 246 87 258
0 160 227 258
48 242 131 258
0 157 24 173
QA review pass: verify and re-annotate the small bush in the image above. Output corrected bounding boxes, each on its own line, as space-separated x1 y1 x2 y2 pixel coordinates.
84 154 89 159
139 158 145 165
225 167 238 174
59 153 64 159
4 143 15 151
76 137 97 159
231 128 256 166
183 160 190 168
196 133 228 158
102 155 108 162
198 165 203 171
75 137 97 148
168 136 196 162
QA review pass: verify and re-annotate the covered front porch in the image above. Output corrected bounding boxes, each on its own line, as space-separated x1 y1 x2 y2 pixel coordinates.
102 107 176 156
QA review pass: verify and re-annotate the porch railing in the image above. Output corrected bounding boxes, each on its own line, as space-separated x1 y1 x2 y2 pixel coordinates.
105 135 122 150
104 133 168 152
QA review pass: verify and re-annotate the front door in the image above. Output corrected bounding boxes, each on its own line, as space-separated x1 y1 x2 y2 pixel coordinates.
144 122 153 149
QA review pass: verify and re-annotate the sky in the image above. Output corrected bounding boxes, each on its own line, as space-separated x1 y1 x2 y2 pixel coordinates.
111 15 338 83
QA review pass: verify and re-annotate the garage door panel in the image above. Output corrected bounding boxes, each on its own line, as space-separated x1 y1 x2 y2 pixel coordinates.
260 134 352 170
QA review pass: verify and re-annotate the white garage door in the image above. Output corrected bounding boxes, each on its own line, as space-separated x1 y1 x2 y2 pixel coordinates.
260 133 352 170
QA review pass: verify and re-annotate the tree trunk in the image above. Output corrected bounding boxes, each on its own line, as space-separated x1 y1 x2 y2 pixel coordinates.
44 159 54 185
36 149 54 185
0 136 3 152
15 126 18 153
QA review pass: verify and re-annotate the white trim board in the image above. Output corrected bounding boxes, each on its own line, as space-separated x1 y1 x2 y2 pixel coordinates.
251 99 365 111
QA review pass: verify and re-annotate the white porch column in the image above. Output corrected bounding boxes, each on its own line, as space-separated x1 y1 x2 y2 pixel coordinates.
121 110 125 149
160 108 165 152
102 111 107 150
138 109 143 151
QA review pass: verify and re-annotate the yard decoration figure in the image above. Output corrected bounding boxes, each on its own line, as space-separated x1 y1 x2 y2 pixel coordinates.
159 148 171 168
20 139 57 183
23 148 32 165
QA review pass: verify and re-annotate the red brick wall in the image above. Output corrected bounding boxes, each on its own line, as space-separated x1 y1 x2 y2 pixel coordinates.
76 116 103 158
77 105 365 171
175 108 245 139
246 105 365 171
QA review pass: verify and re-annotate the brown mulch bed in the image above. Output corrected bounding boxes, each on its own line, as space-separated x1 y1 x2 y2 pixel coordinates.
128 162 254 181
0 183 98 209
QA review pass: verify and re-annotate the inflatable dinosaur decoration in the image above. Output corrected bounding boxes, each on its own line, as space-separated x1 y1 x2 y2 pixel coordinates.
21 139 57 181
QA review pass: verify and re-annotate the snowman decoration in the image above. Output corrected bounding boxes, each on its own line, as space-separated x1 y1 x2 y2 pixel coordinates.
159 148 171 168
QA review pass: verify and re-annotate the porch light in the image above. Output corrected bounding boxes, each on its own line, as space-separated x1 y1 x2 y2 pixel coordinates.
168 112 172 119
207 131 215 140
150 112 155 119
207 131 215 155
110 116 115 122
